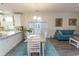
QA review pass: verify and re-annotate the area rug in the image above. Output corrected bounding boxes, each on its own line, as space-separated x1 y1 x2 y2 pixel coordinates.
6 39 59 56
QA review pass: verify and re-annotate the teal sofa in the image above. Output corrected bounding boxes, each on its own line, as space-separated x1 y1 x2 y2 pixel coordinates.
54 30 75 41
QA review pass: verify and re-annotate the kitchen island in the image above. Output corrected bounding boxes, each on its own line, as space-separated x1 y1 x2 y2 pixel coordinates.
0 31 23 56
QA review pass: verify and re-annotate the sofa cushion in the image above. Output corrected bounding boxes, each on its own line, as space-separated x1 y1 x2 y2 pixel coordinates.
60 30 74 35
63 35 73 37
59 31 63 35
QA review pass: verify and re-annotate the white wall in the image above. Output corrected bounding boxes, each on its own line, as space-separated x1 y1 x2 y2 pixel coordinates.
21 12 79 37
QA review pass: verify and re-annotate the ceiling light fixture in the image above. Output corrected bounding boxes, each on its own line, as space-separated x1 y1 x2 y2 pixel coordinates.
33 16 37 20
33 16 42 22
38 16 42 21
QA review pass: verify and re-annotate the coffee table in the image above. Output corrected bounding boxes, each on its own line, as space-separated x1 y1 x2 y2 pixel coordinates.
69 36 79 49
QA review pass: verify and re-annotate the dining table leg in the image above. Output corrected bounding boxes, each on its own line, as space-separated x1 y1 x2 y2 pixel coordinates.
42 42 45 56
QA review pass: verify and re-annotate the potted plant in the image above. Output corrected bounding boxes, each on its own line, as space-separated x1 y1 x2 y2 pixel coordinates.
23 27 33 39
26 28 32 33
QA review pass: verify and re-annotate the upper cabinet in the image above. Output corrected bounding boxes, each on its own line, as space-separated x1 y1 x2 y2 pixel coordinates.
14 14 21 26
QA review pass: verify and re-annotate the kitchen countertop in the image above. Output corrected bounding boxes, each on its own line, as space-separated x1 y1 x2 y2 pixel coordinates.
0 31 21 40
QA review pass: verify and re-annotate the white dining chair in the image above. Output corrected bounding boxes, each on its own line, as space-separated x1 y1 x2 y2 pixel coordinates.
27 36 41 56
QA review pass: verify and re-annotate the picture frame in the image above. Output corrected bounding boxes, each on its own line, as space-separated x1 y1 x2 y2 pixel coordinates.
69 18 77 26
56 18 63 27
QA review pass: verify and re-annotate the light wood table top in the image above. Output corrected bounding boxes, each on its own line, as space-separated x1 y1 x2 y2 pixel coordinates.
24 34 46 43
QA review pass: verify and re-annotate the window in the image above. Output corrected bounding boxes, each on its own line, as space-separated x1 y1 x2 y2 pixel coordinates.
4 15 14 30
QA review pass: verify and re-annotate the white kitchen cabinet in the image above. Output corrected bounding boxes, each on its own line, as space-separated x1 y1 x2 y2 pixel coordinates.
0 32 23 56
14 14 21 26
0 15 4 27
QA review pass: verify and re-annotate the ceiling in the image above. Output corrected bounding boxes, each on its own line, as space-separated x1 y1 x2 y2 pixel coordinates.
0 3 79 13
